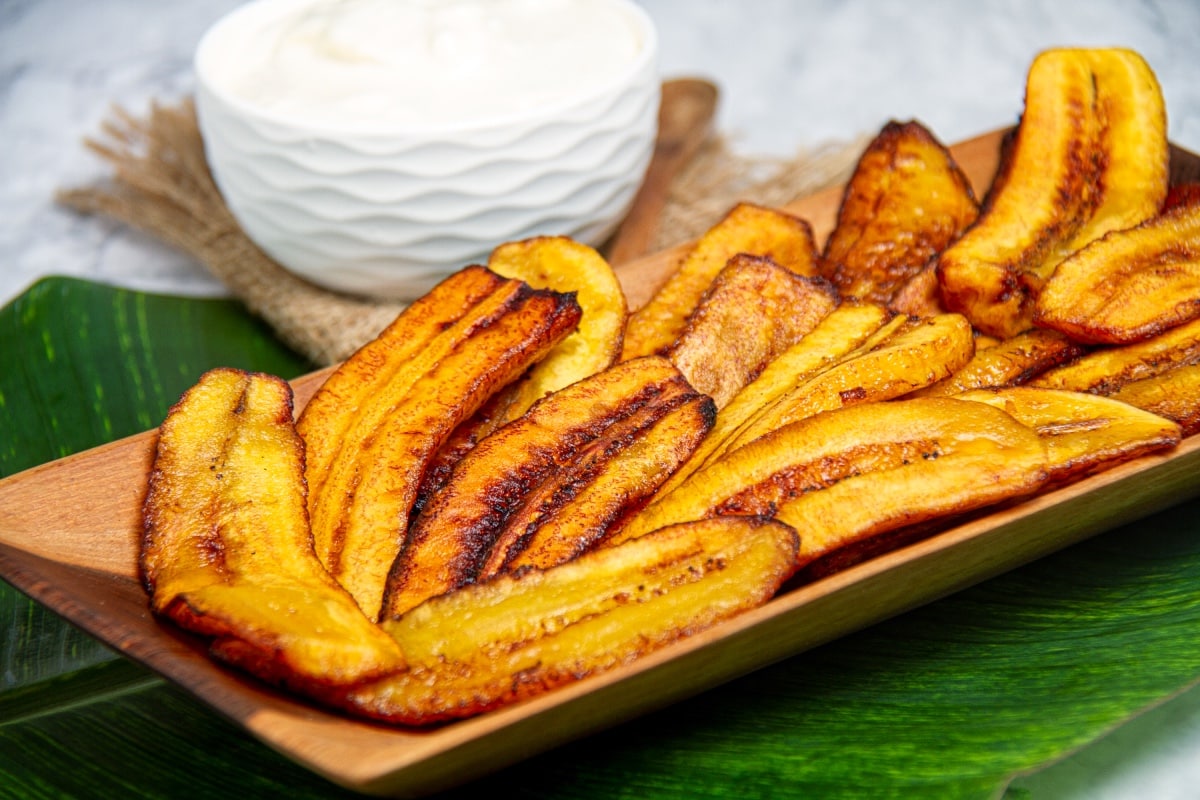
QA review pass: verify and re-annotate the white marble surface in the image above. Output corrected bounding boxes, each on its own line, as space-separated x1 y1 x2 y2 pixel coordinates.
2 0 1199 796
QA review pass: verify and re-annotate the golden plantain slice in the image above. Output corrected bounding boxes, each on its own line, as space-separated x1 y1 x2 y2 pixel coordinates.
382 356 707 619
1035 202 1200 344
653 302 893 499
822 119 979 306
1029 316 1200 395
141 369 406 696
621 202 820 359
719 312 975 454
937 47 1168 339
343 516 798 725
956 386 1181 486
1108 364 1200 436
417 237 629 505
911 328 1087 397
478 387 714 576
610 398 1047 575
298 265 506 514
665 254 839 409
485 235 628 421
301 276 582 619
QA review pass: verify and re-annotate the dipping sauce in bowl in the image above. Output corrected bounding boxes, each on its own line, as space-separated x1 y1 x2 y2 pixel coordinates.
212 0 647 131
194 0 659 299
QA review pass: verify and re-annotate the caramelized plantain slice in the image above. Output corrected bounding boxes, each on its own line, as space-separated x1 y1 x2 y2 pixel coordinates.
478 387 715 576
1035 202 1200 344
141 369 406 696
957 386 1181 486
1109 364 1200 436
298 265 506 516
1030 316 1200 395
488 235 628 392
937 48 1169 339
417 237 629 504
382 356 706 618
300 275 582 619
719 312 975 454
344 517 798 725
822 120 979 305
665 254 839 408
912 328 1087 397
621 202 820 359
610 398 1047 574
654 302 893 499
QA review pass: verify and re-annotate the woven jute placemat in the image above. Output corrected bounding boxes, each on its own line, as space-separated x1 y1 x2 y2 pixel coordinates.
57 97 866 366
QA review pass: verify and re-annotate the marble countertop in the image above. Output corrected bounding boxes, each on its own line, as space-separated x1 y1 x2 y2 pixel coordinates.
2 1 1199 797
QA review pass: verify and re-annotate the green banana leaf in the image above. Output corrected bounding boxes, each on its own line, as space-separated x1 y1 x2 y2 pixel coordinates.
2 276 1198 799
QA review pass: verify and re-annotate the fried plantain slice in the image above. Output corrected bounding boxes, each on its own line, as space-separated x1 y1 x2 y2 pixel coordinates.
653 302 893 499
936 48 1169 339
301 276 582 619
718 312 975 454
1108 364 1200 436
141 369 406 696
416 237 630 505
1034 202 1200 344
889 262 946 317
343 517 798 725
298 265 506 514
665 254 839 409
822 120 979 306
381 356 705 619
1029 316 1200 395
609 398 1047 573
621 202 820 359
911 328 1087 397
957 386 1181 486
478 386 714 576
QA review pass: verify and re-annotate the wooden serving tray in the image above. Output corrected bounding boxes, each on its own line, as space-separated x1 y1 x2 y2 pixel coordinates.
2 129 1198 797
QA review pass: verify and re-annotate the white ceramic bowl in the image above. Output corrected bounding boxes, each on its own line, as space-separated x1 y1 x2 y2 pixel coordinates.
194 0 659 300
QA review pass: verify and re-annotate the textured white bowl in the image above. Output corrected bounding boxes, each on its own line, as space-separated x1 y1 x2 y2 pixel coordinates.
194 0 659 300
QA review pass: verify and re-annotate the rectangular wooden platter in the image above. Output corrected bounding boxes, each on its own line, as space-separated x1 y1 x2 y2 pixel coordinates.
2 129 1199 797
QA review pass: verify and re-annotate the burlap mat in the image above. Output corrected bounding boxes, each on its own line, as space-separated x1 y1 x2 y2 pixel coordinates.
57 97 867 366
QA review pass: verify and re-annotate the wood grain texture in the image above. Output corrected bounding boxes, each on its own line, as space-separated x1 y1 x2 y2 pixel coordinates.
2 130 1199 797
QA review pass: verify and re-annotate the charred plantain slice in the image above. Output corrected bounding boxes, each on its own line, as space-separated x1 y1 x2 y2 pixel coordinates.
654 302 893 499
417 237 629 505
381 356 703 619
141 369 406 694
1030 316 1200 395
478 385 715 577
610 398 1047 573
957 386 1181 486
1035 202 1200 344
823 120 979 305
1109 364 1200 436
665 254 839 409
621 202 820 359
937 48 1168 339
302 276 582 619
343 517 798 725
719 312 975 454
912 328 1087 397
298 265 506 514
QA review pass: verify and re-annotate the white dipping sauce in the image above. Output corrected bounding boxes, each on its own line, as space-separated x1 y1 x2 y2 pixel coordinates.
206 0 647 130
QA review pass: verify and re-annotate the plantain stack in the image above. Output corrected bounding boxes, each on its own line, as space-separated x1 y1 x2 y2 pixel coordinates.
139 46 1200 728
935 48 1168 339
